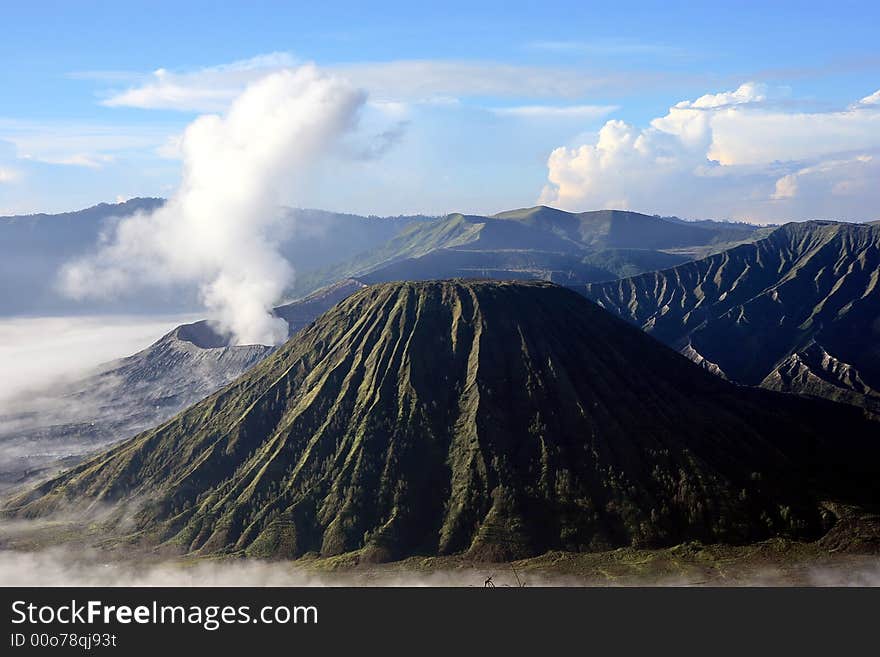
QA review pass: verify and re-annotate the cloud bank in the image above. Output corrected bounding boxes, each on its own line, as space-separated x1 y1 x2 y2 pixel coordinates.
93 53 667 113
0 314 198 486
61 65 366 345
0 315 193 406
1 548 878 587
101 53 298 112
540 83 880 222
0 118 173 170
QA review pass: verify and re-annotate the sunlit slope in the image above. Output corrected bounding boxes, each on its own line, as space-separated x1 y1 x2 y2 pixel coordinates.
291 206 760 295
492 206 760 250
9 281 878 560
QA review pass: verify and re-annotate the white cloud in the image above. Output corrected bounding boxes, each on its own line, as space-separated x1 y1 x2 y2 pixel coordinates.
541 84 880 222
772 173 798 200
857 89 880 106
94 53 646 112
333 60 616 101
369 99 412 119
0 315 194 406
30 153 115 168
0 119 174 168
0 546 877 587
101 52 297 112
0 314 202 477
0 549 594 587
0 166 21 183
104 70 234 111
708 105 880 166
61 65 365 345
490 104 618 119
770 155 879 210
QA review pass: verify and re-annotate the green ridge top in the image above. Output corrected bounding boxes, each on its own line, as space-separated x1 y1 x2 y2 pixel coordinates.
8 280 879 561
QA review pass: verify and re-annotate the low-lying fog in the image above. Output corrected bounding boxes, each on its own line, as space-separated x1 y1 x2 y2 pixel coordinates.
1 316 878 588
0 314 199 405
0 548 878 587
0 314 199 486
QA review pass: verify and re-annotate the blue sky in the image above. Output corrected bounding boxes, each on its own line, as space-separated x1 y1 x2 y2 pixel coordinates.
1 1 879 221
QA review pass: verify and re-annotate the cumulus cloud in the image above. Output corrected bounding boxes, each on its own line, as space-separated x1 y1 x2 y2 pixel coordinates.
540 83 880 222
771 155 879 209
61 65 366 345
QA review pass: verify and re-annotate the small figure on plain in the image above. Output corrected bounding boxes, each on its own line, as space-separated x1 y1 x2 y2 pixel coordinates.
484 576 495 588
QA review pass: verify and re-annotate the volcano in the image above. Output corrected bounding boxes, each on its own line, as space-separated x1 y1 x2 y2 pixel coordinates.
8 280 879 560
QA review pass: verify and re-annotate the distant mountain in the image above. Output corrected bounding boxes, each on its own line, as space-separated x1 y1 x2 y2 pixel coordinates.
291 206 763 295
584 221 880 415
0 200 426 316
0 198 175 314
355 247 688 286
0 279 364 489
0 198 164 240
2 200 760 314
492 206 762 250
10 281 879 561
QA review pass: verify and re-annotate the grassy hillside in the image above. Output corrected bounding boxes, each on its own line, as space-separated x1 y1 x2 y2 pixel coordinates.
493 206 760 249
9 281 879 561
290 206 760 296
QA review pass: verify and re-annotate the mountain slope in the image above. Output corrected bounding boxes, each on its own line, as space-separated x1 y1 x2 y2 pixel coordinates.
291 206 760 296
0 279 364 489
9 281 879 561
0 198 174 314
493 206 761 250
0 200 424 316
583 221 880 414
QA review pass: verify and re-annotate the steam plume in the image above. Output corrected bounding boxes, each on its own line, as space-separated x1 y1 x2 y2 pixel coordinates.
61 65 365 345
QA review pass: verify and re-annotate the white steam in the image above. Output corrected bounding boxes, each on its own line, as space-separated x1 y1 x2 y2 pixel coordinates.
60 65 366 345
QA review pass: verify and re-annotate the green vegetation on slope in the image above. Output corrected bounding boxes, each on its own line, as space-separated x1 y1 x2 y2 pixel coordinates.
583 221 880 414
290 206 763 297
8 281 879 562
493 206 761 250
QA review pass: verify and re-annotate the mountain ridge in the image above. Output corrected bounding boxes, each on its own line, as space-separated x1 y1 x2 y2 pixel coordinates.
0 279 365 489
290 206 764 297
9 280 879 561
0 200 426 316
583 220 880 414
